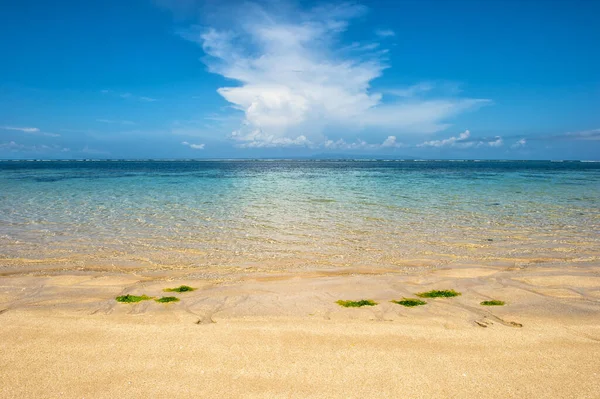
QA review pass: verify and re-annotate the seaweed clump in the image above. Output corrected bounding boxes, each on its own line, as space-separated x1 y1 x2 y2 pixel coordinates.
392 298 427 307
155 296 180 303
164 285 195 293
336 299 378 308
116 294 153 303
416 289 461 298
481 300 505 306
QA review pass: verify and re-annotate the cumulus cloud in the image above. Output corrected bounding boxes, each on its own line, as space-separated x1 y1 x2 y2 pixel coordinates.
418 130 503 149
487 137 504 147
181 141 205 149
381 135 404 148
178 1 490 149
323 135 404 150
512 138 527 148
418 130 471 148
230 129 311 148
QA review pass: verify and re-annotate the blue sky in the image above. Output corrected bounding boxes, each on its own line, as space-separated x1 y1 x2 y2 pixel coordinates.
1 0 599 159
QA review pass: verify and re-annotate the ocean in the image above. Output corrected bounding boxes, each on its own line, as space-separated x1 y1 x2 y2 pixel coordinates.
1 160 599 273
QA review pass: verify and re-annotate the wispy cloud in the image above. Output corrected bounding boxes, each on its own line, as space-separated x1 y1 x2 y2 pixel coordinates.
96 119 136 125
0 141 70 153
564 128 600 141
342 41 381 52
177 1 490 148
511 128 600 143
1 126 40 133
181 141 205 149
81 146 110 155
412 127 600 152
101 90 158 102
375 29 395 38
1 126 60 137
418 130 503 148
385 82 434 98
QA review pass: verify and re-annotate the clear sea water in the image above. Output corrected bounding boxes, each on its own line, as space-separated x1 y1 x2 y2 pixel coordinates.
1 160 599 273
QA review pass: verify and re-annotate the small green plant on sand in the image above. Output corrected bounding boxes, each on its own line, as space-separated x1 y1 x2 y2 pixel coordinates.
155 296 180 303
481 300 505 306
336 299 378 307
116 294 153 303
416 289 461 298
164 285 195 293
392 298 427 307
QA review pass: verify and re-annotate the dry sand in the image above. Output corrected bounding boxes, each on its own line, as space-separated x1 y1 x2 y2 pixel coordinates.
1 263 599 398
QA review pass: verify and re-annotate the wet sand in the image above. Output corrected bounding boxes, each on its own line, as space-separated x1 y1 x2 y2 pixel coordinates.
1 263 599 398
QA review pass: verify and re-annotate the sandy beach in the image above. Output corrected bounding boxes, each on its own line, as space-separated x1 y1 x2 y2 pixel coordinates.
1 263 599 398
2 0 599 393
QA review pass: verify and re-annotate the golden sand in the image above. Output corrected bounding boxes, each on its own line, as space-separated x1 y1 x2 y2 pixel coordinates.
1 264 599 398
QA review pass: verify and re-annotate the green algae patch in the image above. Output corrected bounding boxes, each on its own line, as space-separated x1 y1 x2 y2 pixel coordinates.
416 289 461 298
392 298 427 307
336 299 378 308
115 294 153 303
155 296 180 303
481 300 505 306
164 285 195 293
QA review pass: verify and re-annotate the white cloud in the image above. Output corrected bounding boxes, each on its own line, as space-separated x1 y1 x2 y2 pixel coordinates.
231 130 311 148
96 119 136 125
511 138 527 148
418 130 503 149
81 146 110 155
1 126 40 133
1 126 60 137
418 130 472 148
323 135 404 150
343 42 381 52
181 141 205 149
381 136 404 148
386 82 434 98
179 1 490 148
323 139 367 150
488 137 503 147
375 29 395 38
564 128 600 141
101 90 158 102
0 141 24 150
0 141 70 152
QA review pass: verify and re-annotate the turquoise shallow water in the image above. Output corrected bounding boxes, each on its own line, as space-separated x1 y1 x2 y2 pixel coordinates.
1 160 599 272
